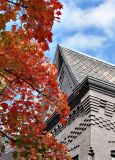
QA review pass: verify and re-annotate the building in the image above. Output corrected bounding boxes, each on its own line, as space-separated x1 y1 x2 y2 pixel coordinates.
46 44 115 160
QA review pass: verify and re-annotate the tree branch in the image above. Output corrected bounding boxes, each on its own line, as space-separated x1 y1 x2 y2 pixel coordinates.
0 122 8 125
0 130 16 142
4 68 51 99
7 0 27 8
0 73 13 84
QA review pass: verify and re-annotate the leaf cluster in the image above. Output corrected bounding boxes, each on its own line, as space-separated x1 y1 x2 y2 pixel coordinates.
0 0 71 160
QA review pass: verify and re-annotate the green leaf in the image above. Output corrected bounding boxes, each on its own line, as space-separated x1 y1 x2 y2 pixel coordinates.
12 151 18 158
16 135 22 148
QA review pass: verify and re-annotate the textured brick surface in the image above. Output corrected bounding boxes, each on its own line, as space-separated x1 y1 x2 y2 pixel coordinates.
51 89 115 160
51 45 115 160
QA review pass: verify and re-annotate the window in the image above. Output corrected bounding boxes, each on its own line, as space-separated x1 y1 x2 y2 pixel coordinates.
111 150 115 160
73 155 78 160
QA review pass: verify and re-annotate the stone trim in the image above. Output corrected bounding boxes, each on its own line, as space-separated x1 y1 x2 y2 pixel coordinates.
59 116 91 145
46 77 115 132
50 94 115 136
69 144 80 152
91 115 115 131
81 96 99 114
51 114 115 146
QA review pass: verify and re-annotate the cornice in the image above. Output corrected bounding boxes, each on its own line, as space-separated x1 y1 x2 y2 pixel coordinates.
46 76 115 131
86 76 115 97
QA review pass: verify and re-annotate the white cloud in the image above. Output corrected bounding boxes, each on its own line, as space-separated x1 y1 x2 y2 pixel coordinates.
52 0 115 53
55 0 115 37
48 0 115 64
61 33 106 50
85 0 115 37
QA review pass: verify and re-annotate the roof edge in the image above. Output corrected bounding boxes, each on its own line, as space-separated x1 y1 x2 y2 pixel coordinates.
59 44 115 68
52 44 60 64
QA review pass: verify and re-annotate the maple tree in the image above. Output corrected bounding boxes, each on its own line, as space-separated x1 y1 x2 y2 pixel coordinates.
0 0 71 159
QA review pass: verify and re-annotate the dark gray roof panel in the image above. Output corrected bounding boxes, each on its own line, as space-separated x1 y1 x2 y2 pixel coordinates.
59 45 115 85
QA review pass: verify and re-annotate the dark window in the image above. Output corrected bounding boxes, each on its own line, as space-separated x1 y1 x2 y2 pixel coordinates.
111 150 115 159
73 155 78 160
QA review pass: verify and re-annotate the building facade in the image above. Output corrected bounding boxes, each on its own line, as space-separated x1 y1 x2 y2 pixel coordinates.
46 45 115 160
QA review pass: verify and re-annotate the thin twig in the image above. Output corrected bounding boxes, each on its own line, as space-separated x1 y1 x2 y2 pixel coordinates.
4 68 51 98
7 0 28 8
0 73 13 84
0 122 8 125
0 130 16 142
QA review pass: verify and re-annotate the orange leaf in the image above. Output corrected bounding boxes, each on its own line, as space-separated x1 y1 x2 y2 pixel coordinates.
44 105 49 110
12 25 16 32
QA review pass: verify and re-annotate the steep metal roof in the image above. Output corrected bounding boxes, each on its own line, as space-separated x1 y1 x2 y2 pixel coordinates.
59 45 115 85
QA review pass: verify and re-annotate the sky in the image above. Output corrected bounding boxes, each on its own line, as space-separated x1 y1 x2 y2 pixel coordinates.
46 0 115 64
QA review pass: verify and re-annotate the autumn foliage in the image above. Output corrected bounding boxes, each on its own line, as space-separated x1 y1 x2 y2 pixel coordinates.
0 0 71 159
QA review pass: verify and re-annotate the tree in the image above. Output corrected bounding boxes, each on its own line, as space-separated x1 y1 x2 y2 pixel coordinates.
0 0 71 159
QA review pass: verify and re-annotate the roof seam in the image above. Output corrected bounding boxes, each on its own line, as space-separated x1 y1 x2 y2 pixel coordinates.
60 45 115 68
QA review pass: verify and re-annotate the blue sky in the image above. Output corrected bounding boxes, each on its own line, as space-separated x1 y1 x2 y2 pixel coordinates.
46 0 115 64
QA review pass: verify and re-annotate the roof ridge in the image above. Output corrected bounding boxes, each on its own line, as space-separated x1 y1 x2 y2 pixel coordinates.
59 44 115 68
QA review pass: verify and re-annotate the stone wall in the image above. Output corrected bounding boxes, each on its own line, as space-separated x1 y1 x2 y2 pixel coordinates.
0 153 13 160
58 62 76 97
86 90 115 160
50 88 115 160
